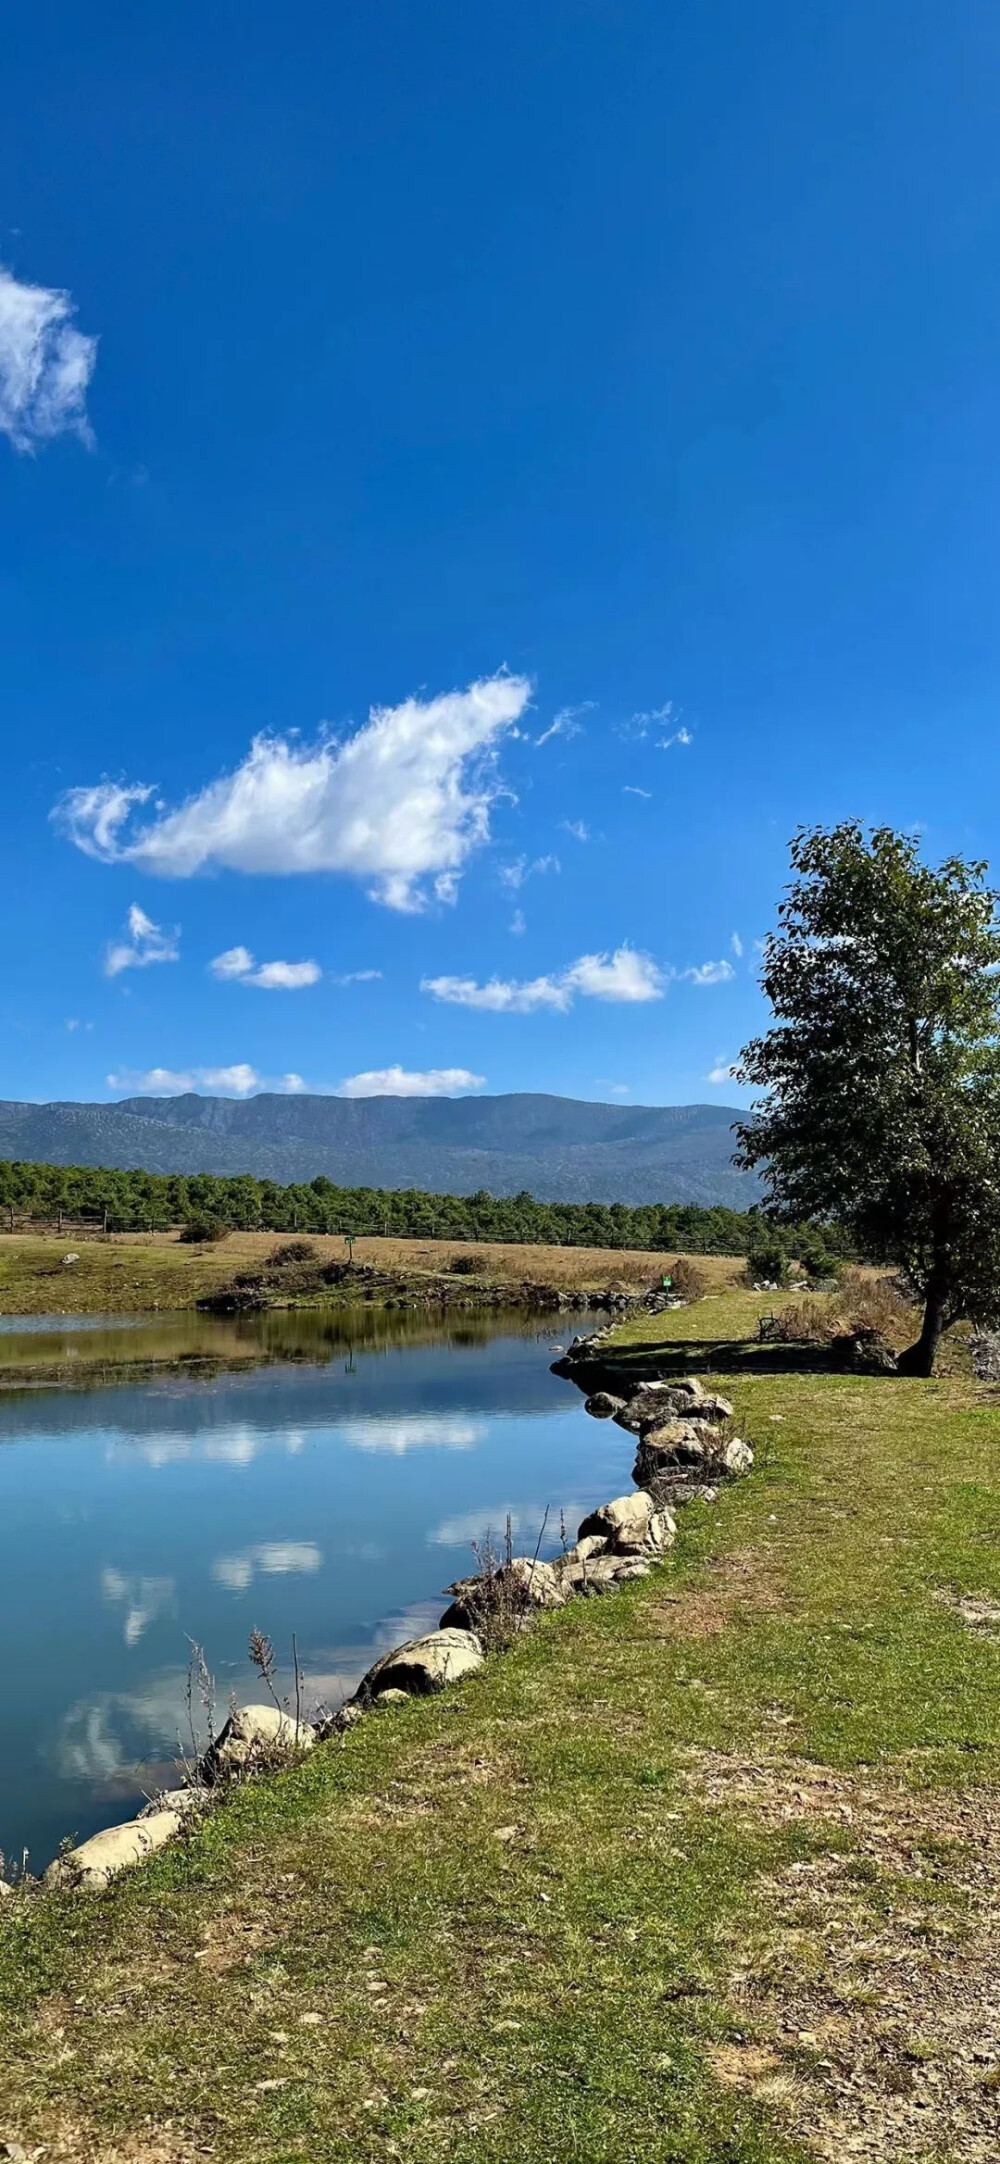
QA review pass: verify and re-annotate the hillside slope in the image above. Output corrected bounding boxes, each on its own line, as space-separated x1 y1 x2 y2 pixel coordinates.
0 1092 755 1206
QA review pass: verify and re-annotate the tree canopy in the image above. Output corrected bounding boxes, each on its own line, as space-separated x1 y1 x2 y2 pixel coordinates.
736 823 1000 1373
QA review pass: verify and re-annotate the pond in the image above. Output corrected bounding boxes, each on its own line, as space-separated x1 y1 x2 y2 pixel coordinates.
0 1306 628 1871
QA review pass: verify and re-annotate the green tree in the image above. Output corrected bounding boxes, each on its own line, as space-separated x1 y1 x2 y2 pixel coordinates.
736 823 1000 1376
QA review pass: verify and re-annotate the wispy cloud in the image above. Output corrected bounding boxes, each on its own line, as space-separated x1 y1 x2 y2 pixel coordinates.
534 701 593 748
335 1065 485 1098
681 959 735 986
617 700 673 741
661 724 693 749
104 904 179 978
210 945 320 990
423 945 665 1013
560 819 589 842
623 785 652 799
332 969 382 986
0 263 97 453
509 907 526 936
54 671 532 912
731 931 744 958
498 854 560 891
707 1059 738 1085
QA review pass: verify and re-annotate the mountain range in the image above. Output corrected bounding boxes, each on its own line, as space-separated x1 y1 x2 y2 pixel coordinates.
0 1093 756 1208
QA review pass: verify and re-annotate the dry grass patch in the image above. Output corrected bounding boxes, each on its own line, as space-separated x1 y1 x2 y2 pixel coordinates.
692 1750 1000 2161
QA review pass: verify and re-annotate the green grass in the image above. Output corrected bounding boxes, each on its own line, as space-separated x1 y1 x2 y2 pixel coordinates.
2 1301 1000 2159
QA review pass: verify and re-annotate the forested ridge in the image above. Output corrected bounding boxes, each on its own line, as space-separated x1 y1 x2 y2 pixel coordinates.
0 1156 842 1259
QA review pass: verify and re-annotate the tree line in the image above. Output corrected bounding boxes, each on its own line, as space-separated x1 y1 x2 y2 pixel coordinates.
0 1156 850 1263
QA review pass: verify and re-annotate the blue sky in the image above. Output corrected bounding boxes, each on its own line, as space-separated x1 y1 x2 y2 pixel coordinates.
3 0 1000 1109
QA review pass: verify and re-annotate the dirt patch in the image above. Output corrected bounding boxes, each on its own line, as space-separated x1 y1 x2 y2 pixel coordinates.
2 2128 208 2163
195 1907 273 1975
649 1545 787 1640
933 1587 1000 1634
692 1751 1000 2160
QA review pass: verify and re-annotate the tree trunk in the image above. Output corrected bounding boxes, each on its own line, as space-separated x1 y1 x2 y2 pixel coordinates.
897 1275 949 1377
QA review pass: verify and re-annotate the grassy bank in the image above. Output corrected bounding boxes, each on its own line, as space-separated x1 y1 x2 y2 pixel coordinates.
3 1298 1000 2160
0 1231 742 1316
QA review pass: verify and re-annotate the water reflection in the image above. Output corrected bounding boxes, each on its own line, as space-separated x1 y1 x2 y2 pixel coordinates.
0 1307 622 1869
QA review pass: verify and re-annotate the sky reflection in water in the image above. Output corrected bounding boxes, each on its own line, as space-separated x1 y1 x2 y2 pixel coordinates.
0 1307 625 1869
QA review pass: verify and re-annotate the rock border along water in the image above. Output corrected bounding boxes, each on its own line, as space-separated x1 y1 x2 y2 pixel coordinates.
25 1350 753 1897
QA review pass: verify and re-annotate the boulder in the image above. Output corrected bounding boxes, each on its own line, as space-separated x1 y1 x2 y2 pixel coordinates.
647 1508 678 1551
560 1555 628 1597
558 1553 655 1597
355 1628 484 1705
440 1556 565 1631
45 1808 182 1892
633 1422 731 1486
568 1532 607 1563
720 1437 754 1476
584 1391 624 1420
202 1703 316 1782
613 1380 734 1435
578 1492 655 1550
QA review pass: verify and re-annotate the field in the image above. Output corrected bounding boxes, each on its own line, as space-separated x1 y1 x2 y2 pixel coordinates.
0 1229 745 1315
2 1288 999 2159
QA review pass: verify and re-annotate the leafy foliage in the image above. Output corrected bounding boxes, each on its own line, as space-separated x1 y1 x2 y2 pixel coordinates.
737 823 1000 1370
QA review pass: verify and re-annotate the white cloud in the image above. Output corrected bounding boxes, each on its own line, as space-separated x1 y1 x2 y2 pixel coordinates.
661 725 693 749
731 931 744 958
707 1059 738 1085
509 908 526 936
560 819 589 842
0 263 97 453
424 971 571 1014
423 945 665 1014
341 1415 486 1456
104 904 179 978
107 1063 262 1097
332 968 382 985
498 853 560 891
335 1065 486 1098
54 671 532 911
209 945 320 990
623 785 652 798
681 959 735 987
282 1072 306 1093
211 1542 323 1593
209 945 255 980
534 701 593 748
568 949 663 1001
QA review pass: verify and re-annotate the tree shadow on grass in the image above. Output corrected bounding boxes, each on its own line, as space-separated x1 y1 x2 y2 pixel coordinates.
587 1335 904 1382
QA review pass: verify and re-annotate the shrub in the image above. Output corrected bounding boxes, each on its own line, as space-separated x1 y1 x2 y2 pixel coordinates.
744 1229 790 1287
449 1253 480 1275
773 1300 824 1342
180 1214 229 1244
828 1266 914 1348
268 1240 317 1267
670 1256 708 1302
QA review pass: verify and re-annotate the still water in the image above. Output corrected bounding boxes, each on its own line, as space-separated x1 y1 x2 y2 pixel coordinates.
0 1307 625 1870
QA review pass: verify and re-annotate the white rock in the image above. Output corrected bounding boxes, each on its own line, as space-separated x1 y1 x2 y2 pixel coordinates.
578 1492 654 1552
357 1628 484 1704
45 1809 182 1892
721 1437 754 1476
569 1533 608 1563
203 1703 316 1780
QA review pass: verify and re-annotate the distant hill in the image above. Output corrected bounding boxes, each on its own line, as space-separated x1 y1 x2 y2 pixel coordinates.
0 1092 756 1208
